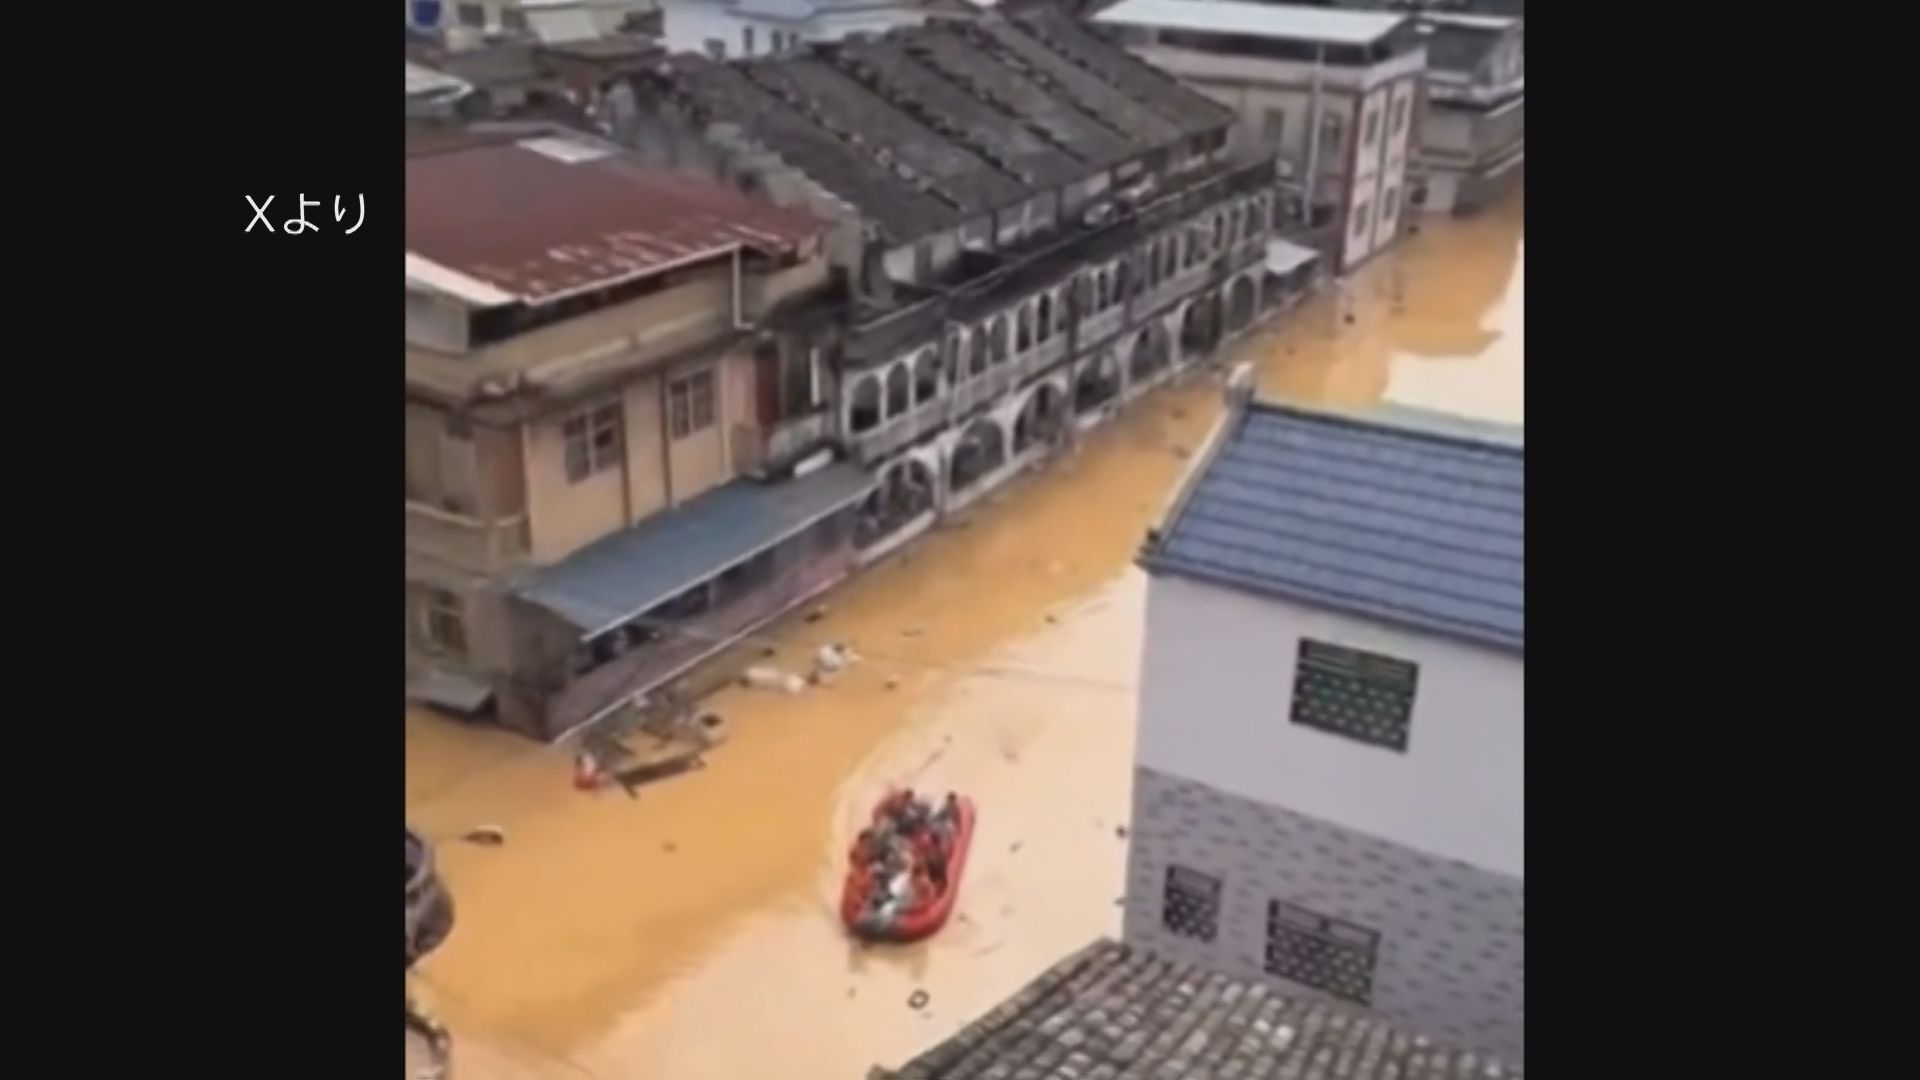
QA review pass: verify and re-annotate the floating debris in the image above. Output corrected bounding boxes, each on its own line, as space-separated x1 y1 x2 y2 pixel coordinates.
1009 841 1023 854
1115 825 1129 839
901 626 925 638
805 605 829 623
908 989 930 1010
813 643 854 679
743 666 807 695
885 677 901 691
461 824 507 847
662 841 678 854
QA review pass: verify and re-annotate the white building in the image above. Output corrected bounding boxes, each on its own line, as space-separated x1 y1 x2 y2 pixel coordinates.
654 0 945 60
1415 12 1523 213
406 0 660 42
1095 0 1426 273
1126 379 1524 1065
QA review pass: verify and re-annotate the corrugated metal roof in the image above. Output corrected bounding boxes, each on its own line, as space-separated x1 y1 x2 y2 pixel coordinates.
515 462 876 633
404 133 826 306
1096 0 1409 47
1143 401 1523 652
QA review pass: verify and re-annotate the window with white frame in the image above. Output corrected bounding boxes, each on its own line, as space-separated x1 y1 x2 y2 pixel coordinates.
562 402 623 483
668 369 717 439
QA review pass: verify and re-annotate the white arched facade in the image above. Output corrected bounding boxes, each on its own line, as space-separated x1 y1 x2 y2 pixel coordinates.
849 188 1285 535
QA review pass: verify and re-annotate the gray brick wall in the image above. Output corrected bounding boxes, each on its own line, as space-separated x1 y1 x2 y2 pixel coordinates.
1123 766 1525 1067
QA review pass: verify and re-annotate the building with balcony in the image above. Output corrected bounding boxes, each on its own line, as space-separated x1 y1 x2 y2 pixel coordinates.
1126 379 1524 1065
404 125 876 740
1412 12 1521 213
1094 0 1426 273
623 10 1276 563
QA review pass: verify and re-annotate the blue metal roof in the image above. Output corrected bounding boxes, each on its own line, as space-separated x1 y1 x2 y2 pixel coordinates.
1143 401 1523 653
515 461 875 634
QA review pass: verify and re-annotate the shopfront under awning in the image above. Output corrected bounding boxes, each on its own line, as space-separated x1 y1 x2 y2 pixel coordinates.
513 462 876 635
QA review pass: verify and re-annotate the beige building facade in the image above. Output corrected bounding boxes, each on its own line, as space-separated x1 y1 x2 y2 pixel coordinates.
404 126 861 739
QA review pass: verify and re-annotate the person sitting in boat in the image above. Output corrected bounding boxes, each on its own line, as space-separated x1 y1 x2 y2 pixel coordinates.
896 794 932 836
903 863 935 914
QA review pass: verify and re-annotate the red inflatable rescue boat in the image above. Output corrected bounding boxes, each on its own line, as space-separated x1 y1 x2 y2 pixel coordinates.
839 791 976 943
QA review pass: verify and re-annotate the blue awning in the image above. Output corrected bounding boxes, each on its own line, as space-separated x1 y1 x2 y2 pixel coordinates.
514 461 876 634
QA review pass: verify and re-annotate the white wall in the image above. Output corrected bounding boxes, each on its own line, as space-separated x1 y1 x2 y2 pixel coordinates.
1137 573 1523 878
657 0 928 58
1374 78 1416 251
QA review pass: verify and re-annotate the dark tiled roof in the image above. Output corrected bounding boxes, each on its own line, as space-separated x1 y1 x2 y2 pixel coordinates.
1143 401 1524 652
1012 6 1238 137
970 18 1187 148
741 57 1028 215
831 38 1087 188
658 55 963 243
872 939 1518 1080
900 25 1135 168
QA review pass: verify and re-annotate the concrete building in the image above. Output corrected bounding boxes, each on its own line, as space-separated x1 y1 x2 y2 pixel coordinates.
406 0 662 42
1125 383 1524 1064
403 126 871 740
655 0 943 60
868 939 1516 1079
1094 0 1426 273
1413 12 1522 213
621 10 1277 565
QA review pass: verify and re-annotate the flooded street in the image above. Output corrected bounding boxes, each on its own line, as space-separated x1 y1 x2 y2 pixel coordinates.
406 188 1523 1080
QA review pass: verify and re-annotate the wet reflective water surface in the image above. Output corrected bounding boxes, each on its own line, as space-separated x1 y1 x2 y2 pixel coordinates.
405 189 1523 1079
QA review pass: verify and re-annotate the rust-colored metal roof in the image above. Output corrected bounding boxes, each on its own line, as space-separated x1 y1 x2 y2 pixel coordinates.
405 132 826 306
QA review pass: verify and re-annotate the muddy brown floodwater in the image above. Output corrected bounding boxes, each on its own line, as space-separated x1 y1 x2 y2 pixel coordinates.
405 186 1523 1080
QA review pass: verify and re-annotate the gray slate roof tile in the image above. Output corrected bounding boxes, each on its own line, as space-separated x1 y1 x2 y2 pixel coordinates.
1142 402 1523 653
870 940 1517 1080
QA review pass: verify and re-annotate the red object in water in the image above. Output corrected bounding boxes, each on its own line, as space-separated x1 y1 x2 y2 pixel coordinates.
573 753 601 791
840 792 977 943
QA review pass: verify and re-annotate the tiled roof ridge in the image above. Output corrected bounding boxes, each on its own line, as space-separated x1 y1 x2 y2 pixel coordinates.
873 938 1523 1079
1245 398 1524 464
